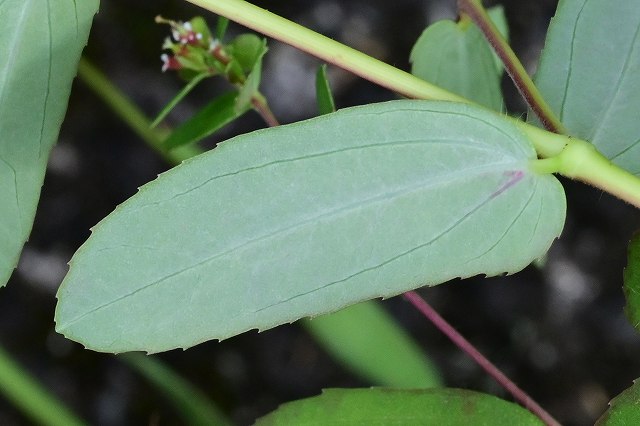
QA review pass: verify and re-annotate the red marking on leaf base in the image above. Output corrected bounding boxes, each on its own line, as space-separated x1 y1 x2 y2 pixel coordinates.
490 170 524 200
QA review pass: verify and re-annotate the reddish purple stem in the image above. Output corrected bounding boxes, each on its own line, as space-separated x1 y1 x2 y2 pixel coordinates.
403 290 561 426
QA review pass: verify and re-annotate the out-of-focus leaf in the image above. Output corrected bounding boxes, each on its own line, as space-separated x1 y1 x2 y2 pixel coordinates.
315 64 336 115
55 100 565 353
120 353 230 426
229 33 264 72
254 388 544 425
0 345 86 426
189 16 212 44
163 91 248 149
531 0 640 175
303 301 441 388
410 12 504 110
623 232 640 331
151 73 209 128
596 379 640 425
216 16 229 41
0 0 98 287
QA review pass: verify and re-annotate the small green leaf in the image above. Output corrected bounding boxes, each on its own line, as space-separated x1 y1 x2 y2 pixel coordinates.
235 40 267 113
410 16 503 110
255 388 544 425
303 301 441 388
623 232 640 331
531 0 640 175
596 379 640 425
228 33 265 72
315 64 336 115
163 91 248 149
188 17 212 44
0 0 98 287
55 100 565 353
151 73 209 128
120 353 230 426
216 16 229 41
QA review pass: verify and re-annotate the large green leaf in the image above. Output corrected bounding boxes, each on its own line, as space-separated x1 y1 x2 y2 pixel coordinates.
596 379 640 425
303 301 442 388
55 100 565 353
531 0 640 175
0 0 98 286
254 388 544 425
410 8 506 111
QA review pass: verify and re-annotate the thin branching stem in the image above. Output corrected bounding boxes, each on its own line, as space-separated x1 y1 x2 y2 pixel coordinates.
457 0 566 134
403 291 561 426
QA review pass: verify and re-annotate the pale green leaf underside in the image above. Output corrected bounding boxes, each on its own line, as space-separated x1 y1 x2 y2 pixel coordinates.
410 12 504 111
255 388 544 425
532 0 640 175
0 0 98 286
55 100 565 353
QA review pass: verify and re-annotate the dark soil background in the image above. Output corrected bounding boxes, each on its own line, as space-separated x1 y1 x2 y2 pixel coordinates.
2 0 640 425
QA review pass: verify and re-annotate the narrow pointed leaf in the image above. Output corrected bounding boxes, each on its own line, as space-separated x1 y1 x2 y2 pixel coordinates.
315 64 336 115
531 0 640 175
596 379 640 425
151 73 209 128
216 17 229 41
0 0 98 287
255 388 544 425
410 12 505 111
55 100 565 353
623 232 640 331
164 91 248 149
303 301 441 388
120 353 230 426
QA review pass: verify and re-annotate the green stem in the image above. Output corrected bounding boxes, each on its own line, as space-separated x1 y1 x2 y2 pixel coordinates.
77 58 202 164
558 139 640 207
457 0 567 134
0 345 86 426
185 0 468 103
183 0 570 155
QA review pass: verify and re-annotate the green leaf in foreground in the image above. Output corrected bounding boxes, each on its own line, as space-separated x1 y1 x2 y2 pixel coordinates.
55 100 565 353
532 0 640 175
410 12 504 111
0 0 98 287
254 388 544 425
623 232 640 331
596 379 640 425
303 301 442 388
163 91 248 149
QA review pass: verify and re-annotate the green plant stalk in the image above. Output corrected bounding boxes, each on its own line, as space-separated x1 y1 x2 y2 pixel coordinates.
185 0 468 104
0 346 86 426
457 0 567 134
119 353 231 426
184 0 640 210
77 58 201 164
533 138 640 208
